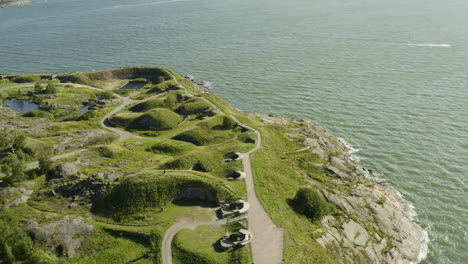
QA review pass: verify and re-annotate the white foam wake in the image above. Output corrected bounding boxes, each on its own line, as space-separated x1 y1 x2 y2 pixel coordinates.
100 0 189 10
408 43 451 47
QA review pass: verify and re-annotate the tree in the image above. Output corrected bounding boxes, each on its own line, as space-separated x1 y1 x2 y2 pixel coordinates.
34 82 42 93
38 157 53 175
45 83 57 94
0 154 26 185
0 128 26 154
292 187 329 221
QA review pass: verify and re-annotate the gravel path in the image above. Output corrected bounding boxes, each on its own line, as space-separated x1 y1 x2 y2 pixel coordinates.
8 77 285 263
231 116 284 264
162 218 226 264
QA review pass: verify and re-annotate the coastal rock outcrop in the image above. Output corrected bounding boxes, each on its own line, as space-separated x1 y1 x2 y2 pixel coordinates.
252 113 427 264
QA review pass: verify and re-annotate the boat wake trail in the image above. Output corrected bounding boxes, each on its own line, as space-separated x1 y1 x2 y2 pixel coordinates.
407 43 451 48
100 0 189 10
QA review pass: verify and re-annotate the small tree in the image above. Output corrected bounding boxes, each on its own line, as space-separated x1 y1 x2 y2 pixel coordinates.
292 187 329 221
45 83 57 94
34 82 42 93
38 157 53 176
0 128 26 154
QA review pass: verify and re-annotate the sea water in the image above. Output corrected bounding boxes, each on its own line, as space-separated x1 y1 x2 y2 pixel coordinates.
1 0 467 263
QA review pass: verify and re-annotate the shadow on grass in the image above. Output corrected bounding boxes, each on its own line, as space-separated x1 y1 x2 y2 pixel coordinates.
212 239 229 253
103 228 149 246
171 199 218 208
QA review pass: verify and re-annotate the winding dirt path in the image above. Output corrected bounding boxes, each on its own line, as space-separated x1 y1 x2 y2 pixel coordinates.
7 76 285 263
161 73 284 264
162 218 226 264
230 116 284 264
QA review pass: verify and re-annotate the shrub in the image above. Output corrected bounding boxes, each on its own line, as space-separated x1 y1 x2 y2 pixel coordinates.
77 110 98 121
38 157 53 175
0 211 60 264
292 187 329 221
34 82 42 93
22 110 52 118
45 83 57 94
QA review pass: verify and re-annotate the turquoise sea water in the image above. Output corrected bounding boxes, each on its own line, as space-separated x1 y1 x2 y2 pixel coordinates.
1 0 467 263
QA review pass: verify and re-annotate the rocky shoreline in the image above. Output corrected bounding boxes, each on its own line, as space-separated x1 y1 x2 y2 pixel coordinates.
0 0 31 8
255 112 428 264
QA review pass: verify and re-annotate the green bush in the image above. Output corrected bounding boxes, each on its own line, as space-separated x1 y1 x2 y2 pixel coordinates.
34 82 43 93
22 110 52 118
45 83 57 94
292 187 329 221
0 211 60 264
38 157 53 176
77 110 98 121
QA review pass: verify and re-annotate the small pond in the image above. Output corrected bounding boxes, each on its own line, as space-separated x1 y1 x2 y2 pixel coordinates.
2 98 40 114
120 81 147 90
57 106 90 121
79 106 90 113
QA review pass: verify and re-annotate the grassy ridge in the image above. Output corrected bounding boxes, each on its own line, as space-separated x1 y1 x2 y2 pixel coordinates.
57 67 172 89
102 171 238 219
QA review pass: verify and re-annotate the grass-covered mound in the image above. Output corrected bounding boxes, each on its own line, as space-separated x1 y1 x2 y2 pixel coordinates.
176 98 213 115
161 150 242 178
146 140 196 155
131 108 183 130
172 115 242 146
57 67 172 88
108 108 183 131
102 171 237 218
129 93 179 112
108 112 143 127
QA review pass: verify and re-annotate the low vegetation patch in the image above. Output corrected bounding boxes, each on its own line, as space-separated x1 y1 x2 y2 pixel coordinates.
146 140 196 155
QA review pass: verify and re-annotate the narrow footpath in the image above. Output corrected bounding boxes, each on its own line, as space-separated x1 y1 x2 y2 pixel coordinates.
160 74 284 264
5 77 285 263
